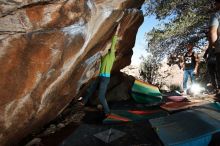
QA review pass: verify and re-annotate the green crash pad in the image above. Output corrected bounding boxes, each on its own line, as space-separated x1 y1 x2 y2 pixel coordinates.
103 109 168 124
131 80 162 104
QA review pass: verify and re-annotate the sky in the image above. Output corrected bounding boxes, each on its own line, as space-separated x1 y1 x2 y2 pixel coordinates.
131 5 161 66
131 15 159 66
131 4 173 66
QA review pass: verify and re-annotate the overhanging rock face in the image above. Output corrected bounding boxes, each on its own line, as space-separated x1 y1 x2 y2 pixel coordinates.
0 0 144 145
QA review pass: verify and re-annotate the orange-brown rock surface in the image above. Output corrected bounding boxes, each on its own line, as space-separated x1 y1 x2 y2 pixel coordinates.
0 0 144 145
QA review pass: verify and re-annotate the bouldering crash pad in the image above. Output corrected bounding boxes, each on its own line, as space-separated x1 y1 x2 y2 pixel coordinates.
131 80 162 104
150 110 220 146
103 109 168 124
160 100 210 112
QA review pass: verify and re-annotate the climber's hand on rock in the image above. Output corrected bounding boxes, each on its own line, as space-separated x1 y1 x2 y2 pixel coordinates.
100 49 108 56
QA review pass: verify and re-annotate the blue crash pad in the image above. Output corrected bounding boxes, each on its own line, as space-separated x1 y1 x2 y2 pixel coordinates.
149 110 220 146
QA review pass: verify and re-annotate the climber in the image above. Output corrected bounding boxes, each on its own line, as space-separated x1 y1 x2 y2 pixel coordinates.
79 23 121 116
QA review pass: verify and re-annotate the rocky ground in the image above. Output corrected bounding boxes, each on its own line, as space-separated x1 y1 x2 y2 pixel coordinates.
20 101 86 146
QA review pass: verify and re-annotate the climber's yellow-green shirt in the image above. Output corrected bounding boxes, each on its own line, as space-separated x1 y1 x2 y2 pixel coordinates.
99 35 118 77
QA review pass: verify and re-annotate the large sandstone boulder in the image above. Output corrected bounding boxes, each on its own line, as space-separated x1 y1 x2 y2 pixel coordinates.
106 72 135 101
89 72 135 105
0 0 144 145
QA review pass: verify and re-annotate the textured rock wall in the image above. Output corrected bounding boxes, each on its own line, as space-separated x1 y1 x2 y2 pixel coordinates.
0 0 144 145
89 72 135 105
